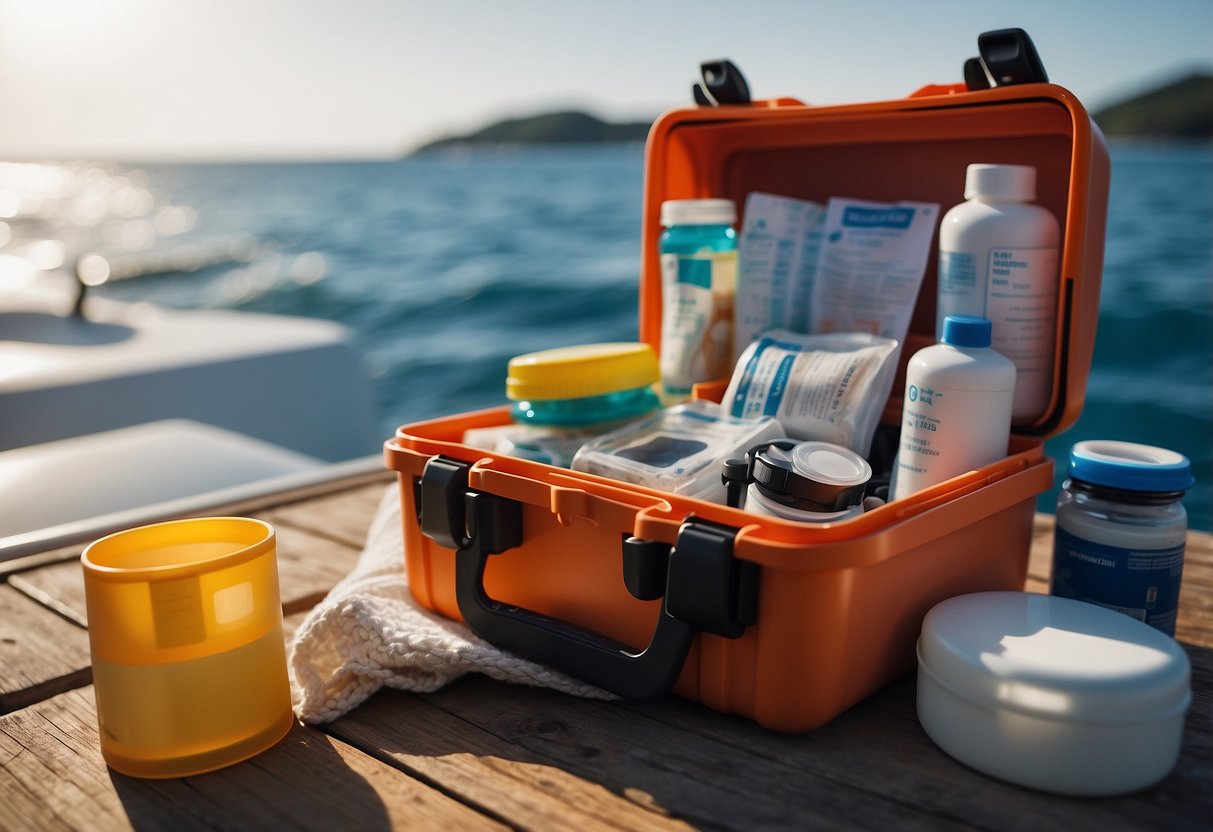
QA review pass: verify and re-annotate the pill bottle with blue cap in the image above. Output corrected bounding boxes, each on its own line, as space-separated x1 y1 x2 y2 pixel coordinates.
1051 440 1195 635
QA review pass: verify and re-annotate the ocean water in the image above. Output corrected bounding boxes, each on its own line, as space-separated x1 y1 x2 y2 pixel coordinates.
1 144 1209 528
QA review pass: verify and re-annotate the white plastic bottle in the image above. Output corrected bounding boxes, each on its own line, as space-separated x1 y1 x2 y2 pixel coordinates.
892 315 1016 500
936 163 1059 424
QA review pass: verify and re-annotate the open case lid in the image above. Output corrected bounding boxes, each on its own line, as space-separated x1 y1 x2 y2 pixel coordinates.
638 64 1110 439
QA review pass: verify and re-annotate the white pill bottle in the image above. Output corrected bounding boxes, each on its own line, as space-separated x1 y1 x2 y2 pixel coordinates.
937 163 1059 424
892 315 1016 500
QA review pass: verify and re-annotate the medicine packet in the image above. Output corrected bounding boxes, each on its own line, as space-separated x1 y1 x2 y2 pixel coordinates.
723 329 899 457
734 192 826 361
810 197 939 346
570 400 784 504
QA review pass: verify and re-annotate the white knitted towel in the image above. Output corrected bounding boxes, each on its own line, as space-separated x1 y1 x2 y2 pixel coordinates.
288 485 614 724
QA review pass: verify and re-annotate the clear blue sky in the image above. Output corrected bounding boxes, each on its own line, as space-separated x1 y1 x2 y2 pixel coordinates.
0 0 1209 160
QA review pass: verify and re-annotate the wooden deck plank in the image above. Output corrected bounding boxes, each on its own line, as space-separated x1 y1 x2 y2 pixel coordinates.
260 481 391 549
327 687 695 832
3 465 1211 830
619 648 1213 831
0 586 91 716
0 687 504 831
331 681 979 831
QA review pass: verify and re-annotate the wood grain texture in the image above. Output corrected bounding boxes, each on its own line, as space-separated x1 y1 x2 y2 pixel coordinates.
4 466 1212 830
333 682 983 831
327 687 702 832
0 687 503 831
0 586 91 715
261 481 392 549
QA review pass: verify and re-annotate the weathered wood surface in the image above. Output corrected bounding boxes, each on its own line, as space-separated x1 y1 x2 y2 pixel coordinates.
0 688 504 832
2 475 1210 830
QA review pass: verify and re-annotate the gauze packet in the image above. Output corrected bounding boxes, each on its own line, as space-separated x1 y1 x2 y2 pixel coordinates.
723 330 899 457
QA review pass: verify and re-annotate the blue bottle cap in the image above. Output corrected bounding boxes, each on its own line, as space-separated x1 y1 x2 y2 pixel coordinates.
1069 440 1195 493
941 315 992 348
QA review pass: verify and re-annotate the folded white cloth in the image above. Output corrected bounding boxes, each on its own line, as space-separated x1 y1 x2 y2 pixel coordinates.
288 485 613 724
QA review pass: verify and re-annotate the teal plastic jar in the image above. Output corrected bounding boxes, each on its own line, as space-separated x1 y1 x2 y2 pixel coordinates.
658 199 738 401
506 342 661 428
660 199 738 258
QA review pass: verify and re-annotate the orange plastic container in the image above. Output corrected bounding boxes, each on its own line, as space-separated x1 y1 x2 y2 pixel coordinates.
385 67 1110 732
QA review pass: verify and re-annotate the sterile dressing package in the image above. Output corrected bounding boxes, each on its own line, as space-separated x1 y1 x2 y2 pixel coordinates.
722 329 900 457
810 197 939 347
733 192 826 360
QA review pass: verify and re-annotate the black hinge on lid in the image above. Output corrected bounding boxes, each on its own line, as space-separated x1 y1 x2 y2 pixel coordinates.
693 59 751 106
666 519 758 639
968 28 1048 89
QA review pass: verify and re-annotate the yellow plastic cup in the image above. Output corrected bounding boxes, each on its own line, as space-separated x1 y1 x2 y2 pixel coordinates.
81 517 294 778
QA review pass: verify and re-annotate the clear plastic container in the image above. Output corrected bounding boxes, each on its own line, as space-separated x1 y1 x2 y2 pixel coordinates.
570 400 783 503
1051 440 1194 635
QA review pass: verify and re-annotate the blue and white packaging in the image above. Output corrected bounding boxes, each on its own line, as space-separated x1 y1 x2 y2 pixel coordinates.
723 330 898 457
810 197 939 348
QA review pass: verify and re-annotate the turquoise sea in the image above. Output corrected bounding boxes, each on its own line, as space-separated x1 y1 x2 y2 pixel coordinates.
3 144 1210 528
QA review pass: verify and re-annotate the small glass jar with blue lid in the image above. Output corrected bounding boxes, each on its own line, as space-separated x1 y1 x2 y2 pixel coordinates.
1050 440 1195 636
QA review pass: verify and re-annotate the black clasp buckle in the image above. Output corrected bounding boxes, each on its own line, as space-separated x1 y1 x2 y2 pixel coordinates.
693 59 751 106
666 519 758 639
967 28 1048 90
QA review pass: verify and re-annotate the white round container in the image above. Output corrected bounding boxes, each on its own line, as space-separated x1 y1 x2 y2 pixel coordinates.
744 483 864 522
917 591 1191 796
892 316 1015 500
742 440 870 523
937 163 1060 422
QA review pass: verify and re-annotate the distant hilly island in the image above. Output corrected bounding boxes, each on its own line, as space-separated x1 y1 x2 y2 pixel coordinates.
410 72 1212 154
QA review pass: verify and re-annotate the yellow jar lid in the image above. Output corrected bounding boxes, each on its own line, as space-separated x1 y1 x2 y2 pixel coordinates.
506 342 658 401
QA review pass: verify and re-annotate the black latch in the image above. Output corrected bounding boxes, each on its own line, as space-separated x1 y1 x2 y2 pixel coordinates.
693 59 751 107
417 456 471 550
963 57 992 91
975 28 1048 87
416 455 523 555
622 536 671 601
666 519 758 639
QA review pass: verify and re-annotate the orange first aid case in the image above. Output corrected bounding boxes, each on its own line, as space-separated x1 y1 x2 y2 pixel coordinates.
384 33 1110 732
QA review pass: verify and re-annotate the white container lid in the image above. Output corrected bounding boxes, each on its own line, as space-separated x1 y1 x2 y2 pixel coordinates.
660 198 737 226
964 163 1036 201
919 592 1191 723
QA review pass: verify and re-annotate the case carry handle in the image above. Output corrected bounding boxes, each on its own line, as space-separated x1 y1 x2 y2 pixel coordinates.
417 456 757 699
